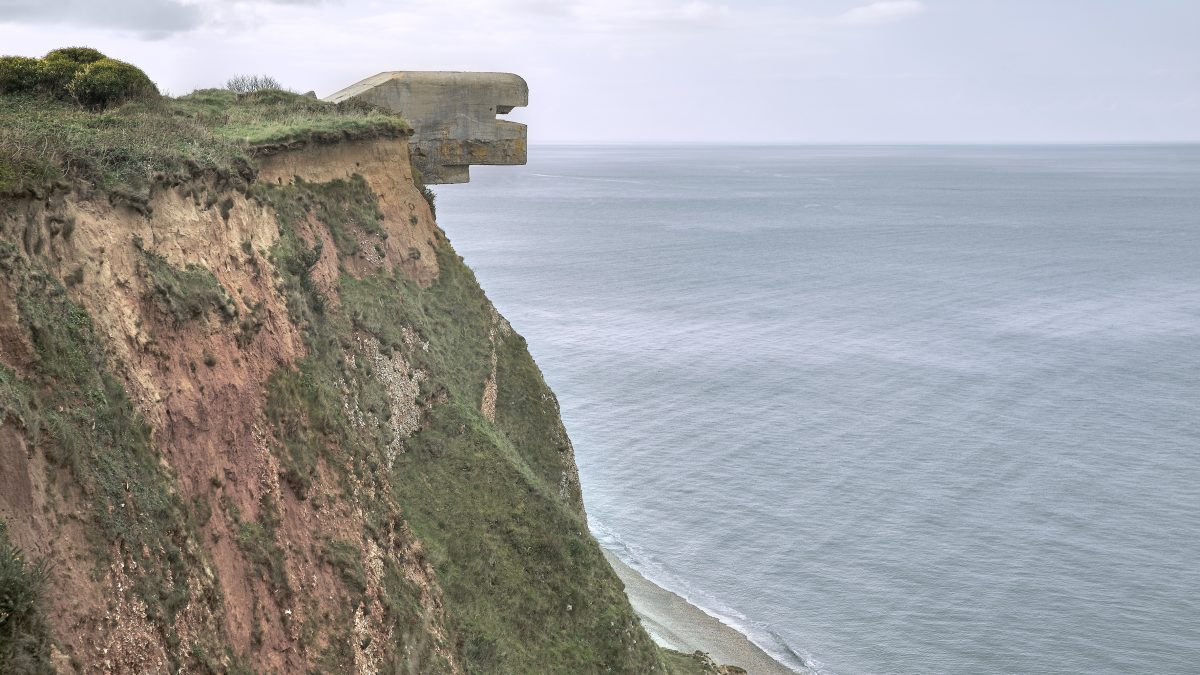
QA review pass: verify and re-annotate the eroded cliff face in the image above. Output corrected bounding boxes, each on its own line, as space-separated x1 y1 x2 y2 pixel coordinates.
0 137 658 673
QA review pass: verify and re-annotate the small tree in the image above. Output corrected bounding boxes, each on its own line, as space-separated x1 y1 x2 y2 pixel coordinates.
226 74 282 94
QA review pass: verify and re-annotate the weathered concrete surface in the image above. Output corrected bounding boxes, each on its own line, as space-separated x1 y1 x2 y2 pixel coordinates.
325 71 528 184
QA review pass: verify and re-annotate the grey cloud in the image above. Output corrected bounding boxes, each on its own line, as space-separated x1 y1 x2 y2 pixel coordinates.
0 0 202 38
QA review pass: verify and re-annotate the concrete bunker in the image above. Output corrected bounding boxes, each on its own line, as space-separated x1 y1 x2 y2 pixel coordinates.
325 71 528 184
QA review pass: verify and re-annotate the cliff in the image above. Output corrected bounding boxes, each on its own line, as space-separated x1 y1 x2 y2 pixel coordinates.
0 81 732 673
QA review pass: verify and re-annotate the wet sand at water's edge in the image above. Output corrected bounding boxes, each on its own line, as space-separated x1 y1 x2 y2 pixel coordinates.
603 550 798 674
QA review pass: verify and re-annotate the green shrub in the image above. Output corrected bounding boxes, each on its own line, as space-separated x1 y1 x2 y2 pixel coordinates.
69 58 158 109
34 48 107 100
0 57 40 95
0 48 155 107
43 47 105 65
34 55 83 99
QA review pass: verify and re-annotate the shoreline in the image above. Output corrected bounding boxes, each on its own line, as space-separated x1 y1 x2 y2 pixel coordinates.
601 549 800 674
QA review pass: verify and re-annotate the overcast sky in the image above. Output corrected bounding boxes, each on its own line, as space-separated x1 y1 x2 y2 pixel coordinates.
1 0 1197 143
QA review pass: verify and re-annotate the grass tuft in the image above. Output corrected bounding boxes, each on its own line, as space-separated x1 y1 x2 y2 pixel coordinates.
231 494 291 600
136 238 238 325
0 522 54 674
319 537 368 603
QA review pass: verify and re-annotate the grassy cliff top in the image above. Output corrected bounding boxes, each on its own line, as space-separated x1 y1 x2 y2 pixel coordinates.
0 87 411 195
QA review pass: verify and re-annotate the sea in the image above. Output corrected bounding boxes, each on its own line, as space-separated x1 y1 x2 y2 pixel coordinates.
435 145 1200 675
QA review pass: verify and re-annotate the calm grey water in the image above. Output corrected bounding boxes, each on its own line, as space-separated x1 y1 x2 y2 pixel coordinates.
435 146 1200 675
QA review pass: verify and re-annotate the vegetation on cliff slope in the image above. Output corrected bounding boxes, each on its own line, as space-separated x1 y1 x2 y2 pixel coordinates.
0 243 231 671
0 48 409 195
253 176 670 672
0 522 53 674
138 237 240 326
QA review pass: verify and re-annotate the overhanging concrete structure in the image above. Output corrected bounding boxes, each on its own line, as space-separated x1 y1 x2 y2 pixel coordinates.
325 71 528 184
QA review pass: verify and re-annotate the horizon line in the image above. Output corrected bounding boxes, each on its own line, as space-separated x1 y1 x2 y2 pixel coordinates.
525 140 1200 147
